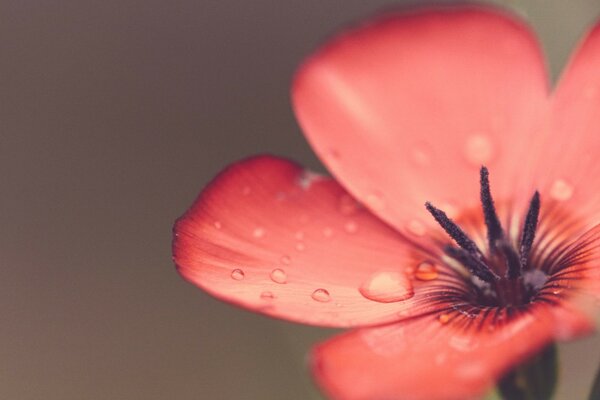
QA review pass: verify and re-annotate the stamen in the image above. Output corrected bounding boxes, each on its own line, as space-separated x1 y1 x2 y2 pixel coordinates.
480 166 504 251
425 202 483 258
498 241 522 279
444 246 498 283
520 191 541 269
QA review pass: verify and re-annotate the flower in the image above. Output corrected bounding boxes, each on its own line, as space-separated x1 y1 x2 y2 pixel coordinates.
173 4 600 400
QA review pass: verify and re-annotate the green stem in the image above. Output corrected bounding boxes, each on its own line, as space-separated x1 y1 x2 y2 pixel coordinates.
497 344 558 400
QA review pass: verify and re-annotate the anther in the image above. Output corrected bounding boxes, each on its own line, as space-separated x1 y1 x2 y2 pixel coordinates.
480 166 504 251
425 202 483 258
444 246 499 283
520 191 541 269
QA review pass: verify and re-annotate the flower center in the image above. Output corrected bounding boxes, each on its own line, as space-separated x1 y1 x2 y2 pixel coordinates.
425 167 543 307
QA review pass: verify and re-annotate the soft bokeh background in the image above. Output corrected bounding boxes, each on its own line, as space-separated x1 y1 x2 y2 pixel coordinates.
2 0 600 398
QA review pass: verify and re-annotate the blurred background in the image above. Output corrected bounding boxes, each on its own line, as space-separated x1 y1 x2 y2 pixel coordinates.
2 0 600 398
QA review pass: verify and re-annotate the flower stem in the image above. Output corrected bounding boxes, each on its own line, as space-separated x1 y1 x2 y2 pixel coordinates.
497 344 558 400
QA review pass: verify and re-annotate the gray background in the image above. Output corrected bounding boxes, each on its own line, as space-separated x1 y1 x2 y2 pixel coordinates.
2 0 600 399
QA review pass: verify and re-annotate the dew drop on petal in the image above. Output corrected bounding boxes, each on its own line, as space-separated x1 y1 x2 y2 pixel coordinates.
270 268 287 284
435 353 447 365
242 186 251 196
440 202 458 219
322 227 334 238
410 147 431 167
550 179 573 201
280 255 291 265
213 221 222 229
366 192 385 211
311 288 331 302
327 148 341 161
414 261 439 281
253 227 266 238
260 291 275 300
406 219 426 236
295 231 305 240
359 272 414 303
295 242 306 251
584 86 598 99
344 220 358 234
438 314 450 325
231 269 245 280
338 194 360 215
464 134 494 166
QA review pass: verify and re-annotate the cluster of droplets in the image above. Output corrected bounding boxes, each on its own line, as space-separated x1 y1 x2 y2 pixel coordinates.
221 155 576 318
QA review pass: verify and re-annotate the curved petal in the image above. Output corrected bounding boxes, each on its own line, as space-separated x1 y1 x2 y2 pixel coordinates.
292 5 549 235
311 301 588 400
174 155 456 327
538 21 600 226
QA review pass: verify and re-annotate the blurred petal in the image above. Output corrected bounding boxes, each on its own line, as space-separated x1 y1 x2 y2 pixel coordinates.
536 21 600 226
312 302 586 400
174 155 457 327
292 5 548 234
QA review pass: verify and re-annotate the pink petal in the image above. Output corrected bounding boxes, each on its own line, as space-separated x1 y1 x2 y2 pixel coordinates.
173 155 451 327
292 5 549 234
539 21 600 224
311 302 587 400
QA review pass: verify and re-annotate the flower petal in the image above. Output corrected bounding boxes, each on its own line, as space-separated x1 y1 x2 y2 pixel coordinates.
541 21 600 224
173 155 449 327
292 5 548 233
311 302 585 400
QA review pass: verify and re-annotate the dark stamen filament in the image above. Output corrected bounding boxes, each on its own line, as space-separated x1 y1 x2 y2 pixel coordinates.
480 166 504 251
520 191 541 269
444 246 498 283
425 202 484 258
425 167 542 287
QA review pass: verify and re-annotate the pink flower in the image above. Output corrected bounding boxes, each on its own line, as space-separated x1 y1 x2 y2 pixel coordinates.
173 5 600 400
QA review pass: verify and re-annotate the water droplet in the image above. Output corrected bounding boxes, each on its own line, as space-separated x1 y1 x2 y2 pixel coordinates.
338 194 360 215
410 147 431 166
270 268 287 284
366 192 385 210
253 227 266 238
298 170 325 190
242 186 251 196
584 86 598 99
359 272 414 303
295 231 305 240
344 220 358 234
414 261 439 281
295 242 306 251
550 179 573 201
311 288 331 302
327 148 341 160
552 288 564 296
435 353 447 365
322 227 334 238
280 255 291 265
213 221 222 229
450 336 478 352
231 269 245 280
438 314 450 324
260 291 275 300
464 134 494 166
439 202 458 219
406 219 426 236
